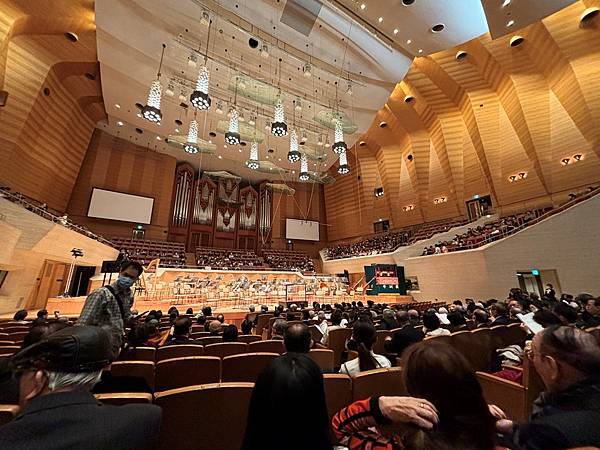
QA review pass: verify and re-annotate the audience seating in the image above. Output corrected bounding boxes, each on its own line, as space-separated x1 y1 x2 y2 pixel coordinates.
190 332 210 339
203 342 248 359
477 355 545 422
0 341 14 346
255 314 273 337
221 352 279 382
111 237 186 267
247 339 285 354
155 383 254 450
2 327 29 334
95 393 153 406
0 346 19 356
323 374 353 443
156 345 204 361
491 323 527 348
155 357 221 391
351 367 406 402
327 327 352 368
197 336 223 346
237 335 262 344
6 332 27 342
195 247 261 270
118 347 156 362
373 330 391 354
262 249 315 272
109 361 155 391
307 349 335 372
0 405 20 427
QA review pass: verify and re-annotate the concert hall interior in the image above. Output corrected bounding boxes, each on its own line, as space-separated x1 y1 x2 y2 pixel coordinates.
1 0 600 449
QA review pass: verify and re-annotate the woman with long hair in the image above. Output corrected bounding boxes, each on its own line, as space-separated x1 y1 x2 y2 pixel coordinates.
340 321 391 376
333 341 497 450
240 353 332 450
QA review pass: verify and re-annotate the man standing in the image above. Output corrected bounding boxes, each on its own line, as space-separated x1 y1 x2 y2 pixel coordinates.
78 261 143 352
0 326 161 449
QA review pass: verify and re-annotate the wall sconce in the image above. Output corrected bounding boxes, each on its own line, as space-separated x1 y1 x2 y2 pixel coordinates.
561 158 571 166
508 175 517 183
402 204 414 212
374 187 385 197
573 154 583 162
518 172 527 180
561 154 583 166
433 197 447 204
508 172 527 182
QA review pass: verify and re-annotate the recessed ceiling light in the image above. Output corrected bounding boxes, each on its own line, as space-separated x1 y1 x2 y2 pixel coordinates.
378 17 383 23
580 7 599 22
360 3 366 10
238 148 242 152
510 35 524 47
156 136 161 140
224 144 228 148
292 170 296 174
404 95 415 104
502 0 511 7
379 121 387 128
431 23 445 33
506 19 515 27
418 49 423 54
456 50 468 60
114 104 121 109
406 39 412 44
402 0 415 5
218 155 222 159
393 28 399 35
278 158 282 161
64 32 78 42
359 141 366 146
117 121 123 127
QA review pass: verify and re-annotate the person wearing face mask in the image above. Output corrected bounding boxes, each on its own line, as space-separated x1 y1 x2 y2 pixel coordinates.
78 261 143 354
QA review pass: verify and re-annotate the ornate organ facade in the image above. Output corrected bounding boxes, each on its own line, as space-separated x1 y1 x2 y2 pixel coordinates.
168 164 272 251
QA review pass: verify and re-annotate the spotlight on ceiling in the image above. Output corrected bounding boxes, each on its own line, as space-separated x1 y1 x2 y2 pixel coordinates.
581 7 600 23
404 95 415 104
402 0 415 5
510 36 525 47
456 50 468 61
187 53 198 68
379 121 387 128
64 32 78 42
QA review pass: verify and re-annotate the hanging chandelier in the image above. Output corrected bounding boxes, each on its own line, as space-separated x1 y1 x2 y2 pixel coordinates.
338 150 350 174
271 97 287 137
142 43 166 123
299 153 310 181
247 141 260 170
225 108 240 145
287 129 301 163
190 65 211 110
332 118 348 154
184 119 199 154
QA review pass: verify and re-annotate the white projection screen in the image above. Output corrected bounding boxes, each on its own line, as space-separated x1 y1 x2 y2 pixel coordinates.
88 188 154 224
286 219 320 241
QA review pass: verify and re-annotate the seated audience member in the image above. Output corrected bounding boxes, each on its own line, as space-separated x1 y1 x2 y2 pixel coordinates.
166 317 194 345
380 309 399 330
32 309 48 325
474 309 491 328
240 353 332 450
240 318 253 335
553 302 578 326
495 326 600 449
185 307 193 315
333 341 496 449
422 312 451 337
579 295 600 329
167 306 179 317
143 321 168 347
208 320 222 336
532 309 562 329
447 311 467 332
196 315 207 327
407 309 420 326
340 321 391 376
201 306 212 317
216 313 225 324
321 309 345 346
490 303 510 325
386 311 425 355
316 311 328 336
12 309 29 324
284 323 312 354
0 326 161 449
222 324 239 342
21 320 71 349
271 319 287 340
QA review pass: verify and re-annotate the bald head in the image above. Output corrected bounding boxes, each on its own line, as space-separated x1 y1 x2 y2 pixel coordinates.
396 310 409 326
284 323 312 353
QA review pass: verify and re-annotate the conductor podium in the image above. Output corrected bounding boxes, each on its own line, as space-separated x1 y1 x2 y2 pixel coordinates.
364 264 407 296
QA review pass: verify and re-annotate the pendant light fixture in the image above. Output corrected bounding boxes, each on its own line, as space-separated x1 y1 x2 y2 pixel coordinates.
332 118 347 155
184 114 199 154
287 129 301 163
299 153 310 181
247 141 259 170
190 19 213 111
142 43 166 123
225 76 241 145
338 149 350 174
271 58 287 137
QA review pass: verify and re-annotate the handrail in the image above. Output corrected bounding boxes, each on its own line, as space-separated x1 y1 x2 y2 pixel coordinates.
0 187 115 247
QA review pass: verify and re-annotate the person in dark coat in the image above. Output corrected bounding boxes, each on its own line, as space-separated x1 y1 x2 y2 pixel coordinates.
490 303 510 326
385 311 425 355
0 326 161 450
495 325 600 449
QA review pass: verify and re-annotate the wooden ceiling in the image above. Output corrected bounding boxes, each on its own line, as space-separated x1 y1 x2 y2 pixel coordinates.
325 0 600 242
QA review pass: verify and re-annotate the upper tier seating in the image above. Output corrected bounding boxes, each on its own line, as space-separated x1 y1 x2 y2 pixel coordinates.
195 247 261 270
262 249 315 272
112 238 186 267
324 216 469 260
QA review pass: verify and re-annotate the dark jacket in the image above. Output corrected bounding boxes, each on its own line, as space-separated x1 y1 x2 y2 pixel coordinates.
0 389 161 450
491 315 510 326
387 324 425 355
512 376 600 450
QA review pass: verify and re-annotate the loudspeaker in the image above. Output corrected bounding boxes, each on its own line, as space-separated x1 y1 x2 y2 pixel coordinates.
0 90 8 107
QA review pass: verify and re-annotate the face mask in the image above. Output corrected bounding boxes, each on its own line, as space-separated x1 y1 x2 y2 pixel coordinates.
117 276 134 289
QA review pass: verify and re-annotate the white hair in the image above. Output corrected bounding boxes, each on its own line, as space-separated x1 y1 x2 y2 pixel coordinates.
47 370 103 391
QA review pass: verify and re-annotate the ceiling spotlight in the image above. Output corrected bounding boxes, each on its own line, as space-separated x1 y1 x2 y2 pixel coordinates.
338 151 350 175
332 119 347 155
581 7 600 22
142 44 166 124
114 103 121 109
561 158 571 166
360 3 366 10
190 66 211 110
117 121 123 126
573 153 583 161
418 49 423 54
359 140 366 147
404 95 415 104
379 121 387 128
248 113 256 126
187 54 198 69
324 137 331 148
165 82 175 97
260 44 269 59
502 0 511 7
271 97 288 137
184 119 199 154
317 135 324 146
303 63 312 78
137 113 142 118
247 141 260 170
393 28 399 35
431 23 445 33
406 39 412 44
518 172 527 179
456 50 468 61
299 153 310 181
288 129 301 162
238 109 246 122
295 98 302 111
178 89 187 102
378 17 383 23
175 128 180 133
218 155 222 159
506 19 515 27
225 108 241 145
300 132 308 143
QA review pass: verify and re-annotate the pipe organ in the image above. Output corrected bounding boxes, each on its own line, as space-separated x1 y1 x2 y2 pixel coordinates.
168 164 272 252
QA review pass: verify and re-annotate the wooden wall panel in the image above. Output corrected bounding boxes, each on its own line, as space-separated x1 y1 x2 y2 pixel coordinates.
66 129 176 240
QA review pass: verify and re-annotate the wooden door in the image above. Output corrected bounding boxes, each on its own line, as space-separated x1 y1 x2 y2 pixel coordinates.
27 261 69 309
